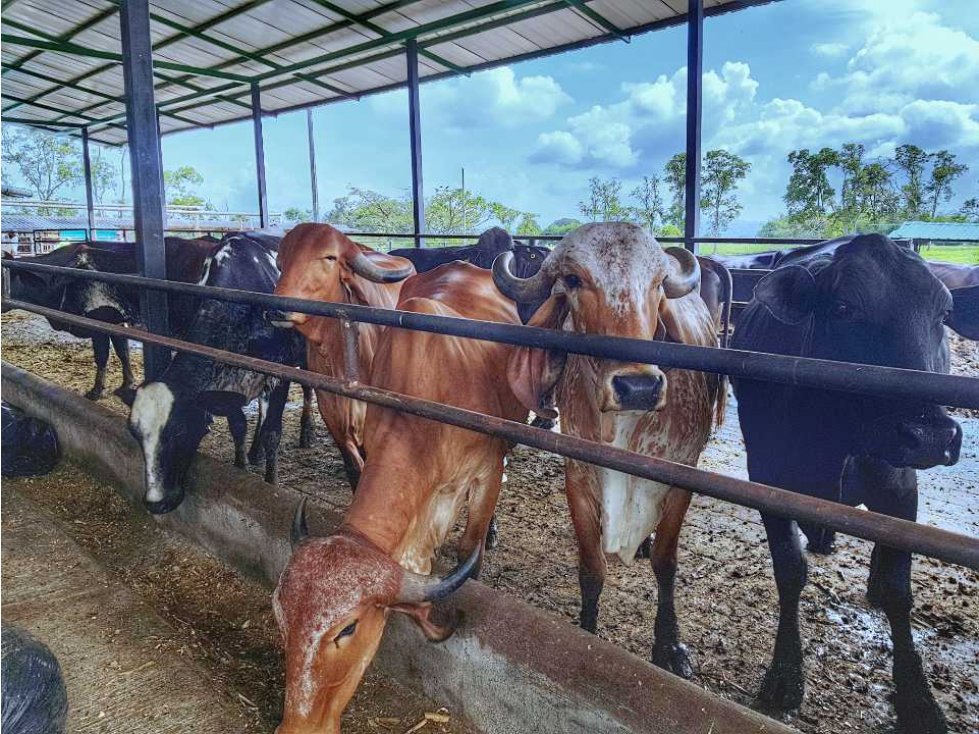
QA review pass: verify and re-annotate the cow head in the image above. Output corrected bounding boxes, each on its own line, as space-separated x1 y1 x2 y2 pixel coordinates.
127 382 210 513
274 503 477 734
470 227 514 268
493 222 700 416
509 243 552 323
268 224 413 341
754 233 963 469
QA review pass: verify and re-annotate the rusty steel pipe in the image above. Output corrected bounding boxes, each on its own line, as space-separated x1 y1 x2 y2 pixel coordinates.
4 259 978 409
342 320 360 383
5 297 978 572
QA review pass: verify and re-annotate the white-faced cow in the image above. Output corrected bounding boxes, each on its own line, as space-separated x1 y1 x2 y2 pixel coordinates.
492 222 725 678
268 224 414 489
128 235 310 513
273 262 529 733
731 234 973 733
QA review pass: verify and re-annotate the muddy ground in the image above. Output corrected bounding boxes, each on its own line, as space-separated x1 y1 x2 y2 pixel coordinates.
2 310 977 734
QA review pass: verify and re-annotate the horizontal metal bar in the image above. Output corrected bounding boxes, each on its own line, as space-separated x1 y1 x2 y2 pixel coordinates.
4 297 977 571
4 259 978 409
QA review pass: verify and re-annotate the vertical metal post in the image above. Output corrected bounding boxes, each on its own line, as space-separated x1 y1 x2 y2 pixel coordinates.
81 127 96 239
120 0 170 379
251 83 269 229
684 0 704 253
307 108 319 222
406 39 425 247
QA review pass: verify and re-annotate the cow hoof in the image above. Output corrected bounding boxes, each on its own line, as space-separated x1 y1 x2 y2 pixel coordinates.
248 448 266 466
530 416 556 431
485 518 499 551
895 696 947 734
113 386 136 405
634 537 652 560
84 389 103 401
754 663 804 715
651 642 693 679
801 525 836 555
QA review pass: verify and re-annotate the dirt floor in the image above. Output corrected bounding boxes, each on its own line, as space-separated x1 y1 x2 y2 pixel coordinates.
2 309 978 734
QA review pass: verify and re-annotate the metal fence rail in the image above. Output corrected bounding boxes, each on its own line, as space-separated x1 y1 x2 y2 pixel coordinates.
4 259 978 409
4 295 978 572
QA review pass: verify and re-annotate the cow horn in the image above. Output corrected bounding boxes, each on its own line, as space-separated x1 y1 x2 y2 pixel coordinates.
663 246 700 299
290 498 309 548
397 546 481 603
348 252 413 283
492 251 554 303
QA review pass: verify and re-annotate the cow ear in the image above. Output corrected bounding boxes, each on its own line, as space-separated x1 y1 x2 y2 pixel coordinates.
948 284 979 340
506 295 568 419
754 265 817 325
389 602 459 642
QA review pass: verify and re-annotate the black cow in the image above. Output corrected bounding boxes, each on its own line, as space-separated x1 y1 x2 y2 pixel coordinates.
5 241 140 400
731 234 973 733
710 250 782 269
696 255 733 348
509 242 552 324
389 226 514 272
127 235 309 514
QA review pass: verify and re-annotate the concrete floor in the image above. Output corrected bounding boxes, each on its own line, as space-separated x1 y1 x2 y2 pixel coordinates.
1 489 250 733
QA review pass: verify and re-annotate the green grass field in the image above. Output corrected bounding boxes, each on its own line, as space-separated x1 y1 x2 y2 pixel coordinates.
706 242 979 264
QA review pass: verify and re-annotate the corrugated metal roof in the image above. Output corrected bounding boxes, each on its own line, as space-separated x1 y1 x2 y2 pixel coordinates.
890 221 979 243
1 0 778 145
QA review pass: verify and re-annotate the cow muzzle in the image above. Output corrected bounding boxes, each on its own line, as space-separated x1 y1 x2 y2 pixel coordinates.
265 309 304 329
895 416 962 469
603 367 666 412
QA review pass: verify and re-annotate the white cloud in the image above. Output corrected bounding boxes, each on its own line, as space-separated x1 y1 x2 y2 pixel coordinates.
371 66 570 129
811 42 849 58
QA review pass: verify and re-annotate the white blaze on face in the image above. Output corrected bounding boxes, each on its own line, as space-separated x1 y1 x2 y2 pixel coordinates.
130 382 175 503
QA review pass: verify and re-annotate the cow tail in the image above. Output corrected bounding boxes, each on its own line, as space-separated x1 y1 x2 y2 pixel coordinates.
713 374 728 429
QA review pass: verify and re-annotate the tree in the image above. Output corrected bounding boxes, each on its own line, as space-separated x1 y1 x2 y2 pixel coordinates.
427 186 497 234
784 147 837 218
284 207 312 223
926 151 968 219
490 202 522 232
700 149 750 237
544 217 582 236
837 142 865 213
515 213 542 236
962 198 979 223
663 153 686 228
857 162 899 221
893 144 929 218
1 127 82 201
578 177 629 221
89 146 118 205
630 175 664 233
163 165 206 207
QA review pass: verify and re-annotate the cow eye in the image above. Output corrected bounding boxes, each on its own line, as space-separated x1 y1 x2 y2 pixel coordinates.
334 621 357 643
564 274 581 289
831 301 852 319
322 255 338 262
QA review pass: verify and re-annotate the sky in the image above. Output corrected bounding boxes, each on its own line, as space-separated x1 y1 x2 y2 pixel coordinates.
17 0 979 235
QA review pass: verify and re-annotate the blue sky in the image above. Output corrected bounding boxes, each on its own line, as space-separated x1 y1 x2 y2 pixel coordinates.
36 0 979 233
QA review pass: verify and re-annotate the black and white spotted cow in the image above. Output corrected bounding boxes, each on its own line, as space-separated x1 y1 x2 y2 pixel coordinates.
127 235 311 514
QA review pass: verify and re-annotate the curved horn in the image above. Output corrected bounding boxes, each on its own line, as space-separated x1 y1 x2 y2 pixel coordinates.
398 546 481 603
492 251 554 304
290 498 309 548
663 246 701 299
348 252 414 283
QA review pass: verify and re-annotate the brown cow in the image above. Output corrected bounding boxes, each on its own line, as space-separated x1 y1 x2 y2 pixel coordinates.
269 224 414 488
493 222 725 677
273 263 529 733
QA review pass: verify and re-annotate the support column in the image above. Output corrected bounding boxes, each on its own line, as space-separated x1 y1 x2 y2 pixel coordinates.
683 0 703 253
406 39 425 247
120 0 170 379
252 83 269 229
81 127 96 239
307 108 319 222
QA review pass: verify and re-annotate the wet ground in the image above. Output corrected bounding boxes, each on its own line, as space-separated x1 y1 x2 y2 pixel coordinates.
2 310 978 734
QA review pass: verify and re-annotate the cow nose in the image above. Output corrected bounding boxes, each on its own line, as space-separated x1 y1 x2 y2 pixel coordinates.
265 309 298 328
898 419 962 467
611 373 664 412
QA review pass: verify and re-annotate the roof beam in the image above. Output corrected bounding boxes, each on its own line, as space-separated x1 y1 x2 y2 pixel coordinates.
2 5 120 77
562 0 629 41
0 34 255 82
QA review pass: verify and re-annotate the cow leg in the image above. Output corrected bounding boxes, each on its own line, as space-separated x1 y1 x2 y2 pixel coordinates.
650 488 693 679
457 471 503 580
248 393 268 466
567 464 605 634
755 513 807 714
298 385 315 449
85 335 110 400
110 335 136 402
339 442 363 491
261 379 290 485
227 410 248 468
858 460 946 734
